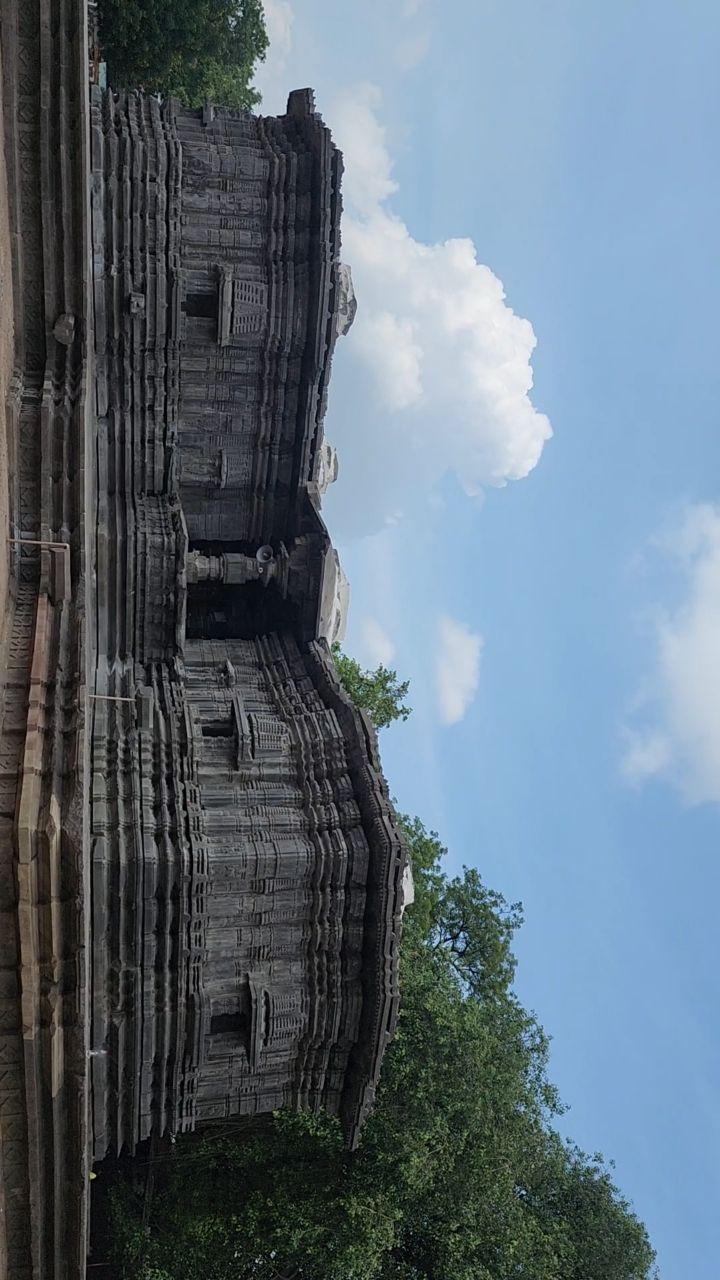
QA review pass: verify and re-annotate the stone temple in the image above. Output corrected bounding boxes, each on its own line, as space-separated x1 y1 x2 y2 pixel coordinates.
0 3 407 1276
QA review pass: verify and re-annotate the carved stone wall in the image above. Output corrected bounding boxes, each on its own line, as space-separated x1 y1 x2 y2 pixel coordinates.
171 92 344 548
0 1 89 1276
0 32 406 1275
91 87 344 555
90 629 405 1156
87 86 406 1164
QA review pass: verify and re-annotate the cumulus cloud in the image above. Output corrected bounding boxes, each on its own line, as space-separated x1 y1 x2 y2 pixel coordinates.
351 311 423 409
331 85 398 215
435 616 483 726
396 29 431 72
359 617 396 667
622 730 672 786
326 84 552 532
622 504 720 803
252 0 294 114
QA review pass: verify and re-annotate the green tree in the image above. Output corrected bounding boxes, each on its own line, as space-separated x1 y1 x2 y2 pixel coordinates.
107 1113 396 1280
331 643 412 729
98 0 268 109
397 814 523 1003
106 816 656 1280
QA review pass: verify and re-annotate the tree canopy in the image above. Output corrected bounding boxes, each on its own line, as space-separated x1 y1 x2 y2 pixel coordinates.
331 643 412 729
98 0 269 110
104 816 657 1280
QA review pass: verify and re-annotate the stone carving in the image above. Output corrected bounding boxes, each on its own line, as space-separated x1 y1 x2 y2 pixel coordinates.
87 84 406 1164
336 263 357 337
0 11 407 1273
0 3 89 1276
316 438 340 496
318 546 350 645
52 311 76 345
186 547 277 586
402 861 416 912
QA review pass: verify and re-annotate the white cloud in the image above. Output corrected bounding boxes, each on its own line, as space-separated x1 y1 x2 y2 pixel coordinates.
622 730 672 786
435 616 483 726
352 311 422 409
262 0 294 53
396 29 431 72
327 84 552 531
253 0 295 113
359 617 396 667
397 0 430 68
331 84 398 215
622 504 720 803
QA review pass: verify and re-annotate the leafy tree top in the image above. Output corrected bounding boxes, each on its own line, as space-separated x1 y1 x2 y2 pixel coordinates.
331 643 412 729
99 0 269 110
106 815 657 1280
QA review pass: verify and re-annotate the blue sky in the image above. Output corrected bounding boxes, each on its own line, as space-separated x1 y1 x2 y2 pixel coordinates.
256 4 720 1275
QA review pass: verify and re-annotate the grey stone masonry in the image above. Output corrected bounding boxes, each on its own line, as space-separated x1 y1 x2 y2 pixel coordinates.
0 14 406 1273
88 83 406 1166
0 1 90 1276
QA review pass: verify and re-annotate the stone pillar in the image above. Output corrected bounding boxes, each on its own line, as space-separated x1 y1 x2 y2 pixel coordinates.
186 546 277 586
186 550 225 584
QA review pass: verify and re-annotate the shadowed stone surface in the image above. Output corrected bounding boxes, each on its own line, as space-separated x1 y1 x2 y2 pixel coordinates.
0 12 406 1276
87 84 406 1163
0 1 90 1276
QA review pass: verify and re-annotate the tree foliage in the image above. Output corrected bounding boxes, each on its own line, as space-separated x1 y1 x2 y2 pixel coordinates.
331 643 412 729
105 816 657 1280
98 0 269 109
